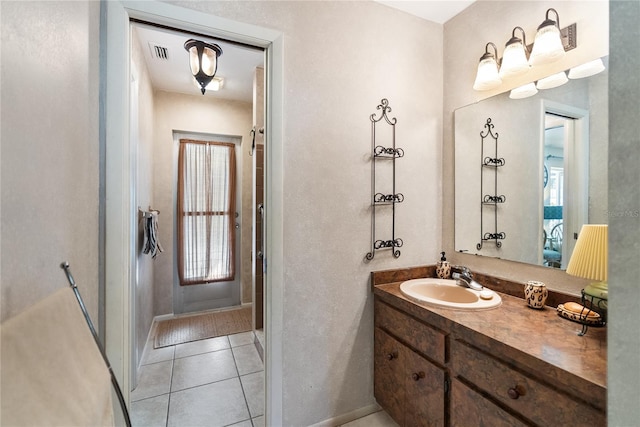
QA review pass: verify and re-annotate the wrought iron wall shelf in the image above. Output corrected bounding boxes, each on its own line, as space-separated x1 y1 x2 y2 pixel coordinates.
477 118 506 250
366 99 403 260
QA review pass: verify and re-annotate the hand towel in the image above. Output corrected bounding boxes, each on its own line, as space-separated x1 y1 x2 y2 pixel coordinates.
143 211 163 258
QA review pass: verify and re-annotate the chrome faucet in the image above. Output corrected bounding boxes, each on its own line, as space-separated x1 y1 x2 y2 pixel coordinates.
451 266 483 291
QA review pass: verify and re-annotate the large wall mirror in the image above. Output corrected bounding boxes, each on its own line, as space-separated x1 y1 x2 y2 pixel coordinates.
454 58 608 269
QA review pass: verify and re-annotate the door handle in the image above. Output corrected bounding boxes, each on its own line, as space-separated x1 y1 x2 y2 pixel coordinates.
257 203 264 261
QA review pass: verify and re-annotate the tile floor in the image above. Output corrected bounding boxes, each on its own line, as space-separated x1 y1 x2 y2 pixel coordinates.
130 328 397 427
131 331 264 427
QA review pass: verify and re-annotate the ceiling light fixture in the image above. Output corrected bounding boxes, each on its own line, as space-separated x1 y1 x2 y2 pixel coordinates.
184 39 223 95
473 42 502 91
499 27 530 79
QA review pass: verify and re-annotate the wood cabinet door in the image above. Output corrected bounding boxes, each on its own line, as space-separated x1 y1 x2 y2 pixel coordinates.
374 328 405 426
450 378 527 427
404 348 445 427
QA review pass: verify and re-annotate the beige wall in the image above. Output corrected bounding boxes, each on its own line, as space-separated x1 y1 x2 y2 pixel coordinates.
0 1 100 322
152 90 253 314
166 2 443 424
443 1 609 294
131 28 157 366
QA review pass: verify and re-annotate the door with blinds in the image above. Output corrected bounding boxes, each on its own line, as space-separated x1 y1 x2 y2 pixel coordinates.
174 135 242 314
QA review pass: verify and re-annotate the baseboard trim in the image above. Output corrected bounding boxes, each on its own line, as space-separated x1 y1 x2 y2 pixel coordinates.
153 313 175 322
309 403 382 427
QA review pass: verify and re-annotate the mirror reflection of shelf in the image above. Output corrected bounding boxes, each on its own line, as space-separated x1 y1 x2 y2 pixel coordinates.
374 193 405 205
482 195 506 205
482 157 505 167
478 118 506 250
374 146 404 159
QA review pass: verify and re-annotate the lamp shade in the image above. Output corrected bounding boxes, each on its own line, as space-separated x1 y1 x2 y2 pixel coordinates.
509 82 538 99
473 43 502 91
566 224 608 282
537 71 568 90
499 27 530 79
529 9 566 66
568 58 606 79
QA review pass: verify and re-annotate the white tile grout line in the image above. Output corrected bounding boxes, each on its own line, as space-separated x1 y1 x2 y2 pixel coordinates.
230 341 255 423
165 348 175 427
237 372 254 427
232 339 263 424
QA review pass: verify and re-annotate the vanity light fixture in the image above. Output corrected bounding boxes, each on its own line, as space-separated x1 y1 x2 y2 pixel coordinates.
184 39 223 95
568 58 606 79
529 8 567 66
499 27 530 79
509 82 538 99
472 8 577 92
473 42 502 91
536 71 568 90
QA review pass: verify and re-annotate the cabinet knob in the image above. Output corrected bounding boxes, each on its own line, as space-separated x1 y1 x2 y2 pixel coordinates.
412 371 426 381
386 351 398 361
507 385 525 400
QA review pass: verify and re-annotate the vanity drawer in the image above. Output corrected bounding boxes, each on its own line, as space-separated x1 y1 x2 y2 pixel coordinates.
375 300 445 364
450 378 527 427
451 339 605 426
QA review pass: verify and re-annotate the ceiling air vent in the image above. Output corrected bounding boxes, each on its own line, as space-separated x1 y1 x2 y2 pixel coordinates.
148 42 169 60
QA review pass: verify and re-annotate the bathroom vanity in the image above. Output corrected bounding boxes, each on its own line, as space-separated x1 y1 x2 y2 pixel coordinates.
372 266 606 427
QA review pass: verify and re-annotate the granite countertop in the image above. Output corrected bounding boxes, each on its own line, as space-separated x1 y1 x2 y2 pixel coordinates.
372 267 607 409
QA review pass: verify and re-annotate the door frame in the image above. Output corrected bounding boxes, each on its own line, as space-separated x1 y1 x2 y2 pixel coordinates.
102 1 284 424
540 100 589 267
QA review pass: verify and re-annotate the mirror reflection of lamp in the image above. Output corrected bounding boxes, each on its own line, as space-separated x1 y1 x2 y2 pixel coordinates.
509 82 538 99
568 58 606 79
184 39 223 95
537 71 568 90
566 224 608 306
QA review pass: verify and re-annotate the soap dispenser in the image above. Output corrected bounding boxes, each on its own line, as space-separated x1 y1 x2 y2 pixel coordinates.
436 252 451 279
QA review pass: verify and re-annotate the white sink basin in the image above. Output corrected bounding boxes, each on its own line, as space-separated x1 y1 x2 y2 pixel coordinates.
399 278 501 310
